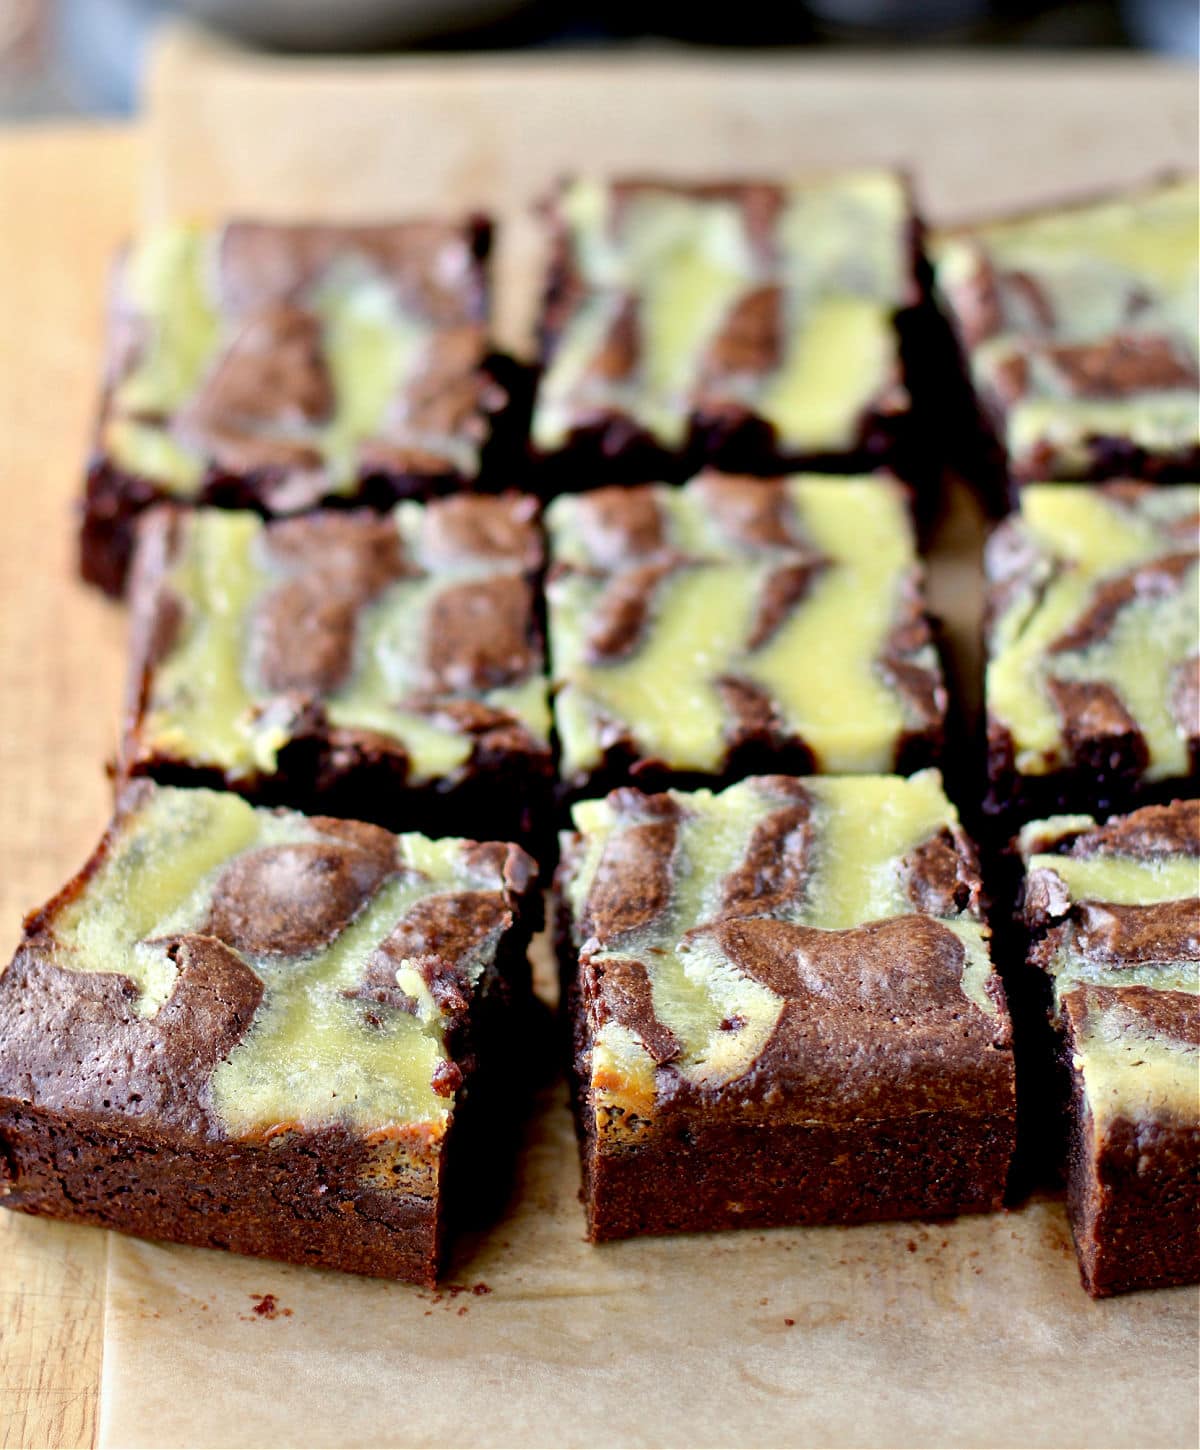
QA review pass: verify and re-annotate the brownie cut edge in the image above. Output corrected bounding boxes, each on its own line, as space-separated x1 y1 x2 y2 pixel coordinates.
1017 800 1200 1296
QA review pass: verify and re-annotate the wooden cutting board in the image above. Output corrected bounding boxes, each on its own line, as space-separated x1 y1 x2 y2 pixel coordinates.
0 29 1197 1449
0 127 139 1450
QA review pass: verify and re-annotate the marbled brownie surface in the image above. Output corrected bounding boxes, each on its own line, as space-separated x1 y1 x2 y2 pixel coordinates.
933 177 1199 482
99 218 499 502
533 173 918 466
547 472 945 790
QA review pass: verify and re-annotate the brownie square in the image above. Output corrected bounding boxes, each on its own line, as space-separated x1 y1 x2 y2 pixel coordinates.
983 481 1199 826
0 782 540 1284
546 471 946 798
931 176 1199 499
83 217 512 595
122 494 554 856
530 173 925 485
557 770 1016 1242
1017 801 1199 1295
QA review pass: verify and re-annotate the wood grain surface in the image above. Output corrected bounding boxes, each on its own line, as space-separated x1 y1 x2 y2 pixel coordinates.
0 36 1197 1448
0 126 140 1450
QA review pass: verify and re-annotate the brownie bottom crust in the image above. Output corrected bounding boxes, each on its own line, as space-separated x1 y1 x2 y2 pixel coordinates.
0 1106 444 1283
576 1109 1015 1243
1 999 543 1286
529 427 915 497
981 757 1200 842
555 722 946 816
1067 1106 1200 1298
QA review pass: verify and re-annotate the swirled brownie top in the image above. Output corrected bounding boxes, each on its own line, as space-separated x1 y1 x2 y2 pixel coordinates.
559 771 1011 1132
532 172 916 458
546 472 945 786
127 497 548 787
986 482 1199 784
1018 799 1199 1128
0 783 536 1161
932 178 1199 480
99 219 496 500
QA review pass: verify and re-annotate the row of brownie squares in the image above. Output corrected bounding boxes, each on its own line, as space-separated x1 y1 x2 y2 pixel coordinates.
120 472 947 857
117 474 1199 851
1 769 1195 1297
80 170 1199 597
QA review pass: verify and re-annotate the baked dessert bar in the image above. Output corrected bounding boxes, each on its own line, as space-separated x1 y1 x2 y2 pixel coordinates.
122 495 552 853
546 471 946 798
931 176 1199 498
1018 801 1199 1295
984 481 1199 825
0 782 539 1284
531 173 924 485
83 217 510 594
557 770 1016 1241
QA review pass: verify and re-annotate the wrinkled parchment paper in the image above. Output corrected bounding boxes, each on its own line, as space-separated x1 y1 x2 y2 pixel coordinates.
97 35 1199 1448
100 1008 1199 1449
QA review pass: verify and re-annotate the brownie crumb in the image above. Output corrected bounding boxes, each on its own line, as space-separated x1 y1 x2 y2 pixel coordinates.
249 1293 292 1320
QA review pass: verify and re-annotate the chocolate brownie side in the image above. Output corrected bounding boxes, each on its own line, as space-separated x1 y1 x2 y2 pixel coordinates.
1063 987 1198 1296
1016 800 1200 1295
0 783 540 1284
557 771 1016 1242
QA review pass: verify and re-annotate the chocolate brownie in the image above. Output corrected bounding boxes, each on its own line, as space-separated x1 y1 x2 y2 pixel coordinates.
931 176 1199 500
83 217 513 595
530 173 925 486
1017 801 1199 1295
983 481 1199 826
546 472 947 799
121 495 553 855
0 782 540 1284
557 770 1016 1241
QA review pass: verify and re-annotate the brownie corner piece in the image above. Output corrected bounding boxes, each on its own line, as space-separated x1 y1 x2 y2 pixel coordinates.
557 770 1016 1242
83 215 507 595
930 174 1200 492
983 480 1199 826
122 493 554 854
546 471 946 798
1017 799 1200 1296
531 171 925 485
0 781 539 1284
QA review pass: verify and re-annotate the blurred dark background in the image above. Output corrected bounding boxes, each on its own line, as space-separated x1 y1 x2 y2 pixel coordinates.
2 0 1197 118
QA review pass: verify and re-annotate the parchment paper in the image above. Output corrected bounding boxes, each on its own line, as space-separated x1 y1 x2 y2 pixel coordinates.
95 32 1200 1449
99 1019 1199 1449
